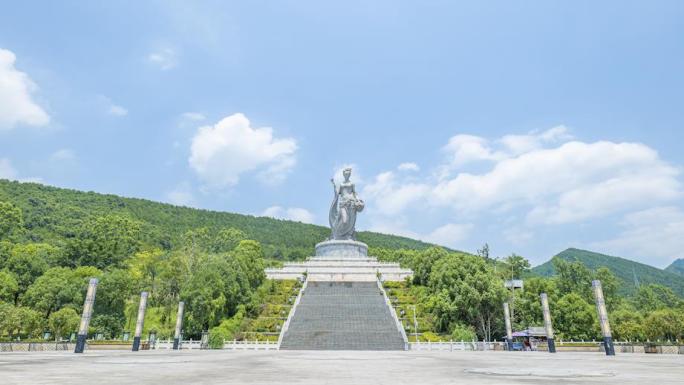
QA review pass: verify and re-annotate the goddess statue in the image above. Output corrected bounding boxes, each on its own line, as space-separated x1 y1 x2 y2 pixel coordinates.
329 168 364 240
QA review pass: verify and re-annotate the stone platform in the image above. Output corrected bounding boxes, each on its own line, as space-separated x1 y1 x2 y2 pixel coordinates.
265 240 413 282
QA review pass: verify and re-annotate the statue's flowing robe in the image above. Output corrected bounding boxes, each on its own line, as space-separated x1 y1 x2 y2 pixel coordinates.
329 185 358 240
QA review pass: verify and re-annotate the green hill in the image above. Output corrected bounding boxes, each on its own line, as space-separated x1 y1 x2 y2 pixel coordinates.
532 248 684 297
0 179 434 259
665 258 684 277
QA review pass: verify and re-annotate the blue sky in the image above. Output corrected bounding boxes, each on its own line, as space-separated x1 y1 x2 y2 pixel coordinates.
1 1 683 267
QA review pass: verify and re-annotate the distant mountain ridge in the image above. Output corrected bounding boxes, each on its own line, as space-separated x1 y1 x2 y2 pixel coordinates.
665 258 684 277
532 248 684 297
0 179 435 259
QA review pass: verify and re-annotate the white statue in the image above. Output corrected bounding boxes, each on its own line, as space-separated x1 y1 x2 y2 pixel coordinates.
329 168 364 240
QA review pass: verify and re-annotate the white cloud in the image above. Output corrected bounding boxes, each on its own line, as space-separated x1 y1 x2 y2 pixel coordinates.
108 104 128 116
432 141 681 223
443 134 504 167
591 206 684 268
147 48 178 70
262 206 315 224
398 162 420 172
358 128 682 254
50 148 76 162
0 158 18 179
181 112 205 121
189 113 297 187
363 171 429 216
0 48 50 130
423 223 474 246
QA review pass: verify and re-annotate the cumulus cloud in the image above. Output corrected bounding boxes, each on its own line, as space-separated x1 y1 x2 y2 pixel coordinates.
262 206 315 224
0 48 50 130
189 113 297 187
147 48 178 70
590 206 684 268
423 223 474 246
359 127 682 252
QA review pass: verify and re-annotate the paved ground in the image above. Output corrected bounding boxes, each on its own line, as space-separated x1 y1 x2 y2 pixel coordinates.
0 350 682 385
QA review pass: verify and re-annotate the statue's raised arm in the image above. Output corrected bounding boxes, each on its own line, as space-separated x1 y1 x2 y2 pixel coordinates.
328 168 364 240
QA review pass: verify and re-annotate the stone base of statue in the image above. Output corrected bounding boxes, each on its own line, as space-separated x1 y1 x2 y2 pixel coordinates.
265 238 412 282
314 239 368 258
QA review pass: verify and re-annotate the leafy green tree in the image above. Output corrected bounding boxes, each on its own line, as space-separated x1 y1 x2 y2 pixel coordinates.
553 293 598 340
128 249 164 293
610 305 645 341
426 289 456 332
429 253 507 340
95 268 134 317
211 228 246 253
91 314 124 340
595 267 620 310
553 258 594 300
450 323 478 341
48 307 80 340
633 284 682 313
233 240 265 290
5 244 50 302
643 309 683 341
0 201 23 239
412 247 448 285
0 270 19 303
23 267 100 318
513 277 557 329
501 253 530 280
0 303 43 338
65 214 142 269
181 258 229 333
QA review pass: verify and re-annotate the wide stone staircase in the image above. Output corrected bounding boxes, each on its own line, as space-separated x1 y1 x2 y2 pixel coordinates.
279 281 406 350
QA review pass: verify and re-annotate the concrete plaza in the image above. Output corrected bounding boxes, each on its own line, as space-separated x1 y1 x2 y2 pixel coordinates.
0 349 681 385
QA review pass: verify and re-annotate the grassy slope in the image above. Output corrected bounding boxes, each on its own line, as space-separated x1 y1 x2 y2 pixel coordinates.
0 179 434 257
532 248 684 297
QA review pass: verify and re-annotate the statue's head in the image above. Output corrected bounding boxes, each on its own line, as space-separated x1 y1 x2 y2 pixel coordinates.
343 168 352 180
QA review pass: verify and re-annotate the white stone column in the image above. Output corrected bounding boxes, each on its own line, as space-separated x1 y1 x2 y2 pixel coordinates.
173 301 185 350
132 292 148 351
503 302 513 350
74 278 98 353
592 280 615 356
540 293 556 353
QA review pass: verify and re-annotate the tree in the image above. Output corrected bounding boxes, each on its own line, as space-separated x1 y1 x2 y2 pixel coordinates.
65 214 142 269
5 243 49 303
476 243 490 261
611 305 645 341
211 228 247 253
0 270 19 303
0 303 42 338
643 309 683 341
450 323 477 341
412 247 448 286
95 268 134 318
501 254 530 280
553 293 599 340
553 258 594 300
48 307 80 341
634 284 682 313
91 314 124 340
0 201 23 239
514 277 557 329
23 267 100 318
233 240 265 290
429 253 507 341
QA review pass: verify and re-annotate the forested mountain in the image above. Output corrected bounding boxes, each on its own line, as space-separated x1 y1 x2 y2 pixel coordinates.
665 258 684 277
532 248 684 297
0 179 434 260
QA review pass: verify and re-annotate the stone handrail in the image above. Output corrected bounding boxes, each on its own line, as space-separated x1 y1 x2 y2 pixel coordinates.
376 278 409 350
277 279 308 348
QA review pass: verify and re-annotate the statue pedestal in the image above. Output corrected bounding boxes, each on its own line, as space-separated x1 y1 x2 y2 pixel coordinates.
314 240 368 258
